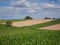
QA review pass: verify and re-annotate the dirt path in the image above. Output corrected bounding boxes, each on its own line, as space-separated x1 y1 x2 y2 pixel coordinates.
39 23 60 30
12 19 53 27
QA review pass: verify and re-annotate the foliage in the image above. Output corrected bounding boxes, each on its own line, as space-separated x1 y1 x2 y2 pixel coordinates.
6 21 12 27
0 31 60 45
44 17 51 19
52 18 56 19
24 16 33 20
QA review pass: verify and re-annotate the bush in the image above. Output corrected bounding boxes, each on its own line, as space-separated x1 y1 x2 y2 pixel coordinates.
24 16 33 20
6 21 12 27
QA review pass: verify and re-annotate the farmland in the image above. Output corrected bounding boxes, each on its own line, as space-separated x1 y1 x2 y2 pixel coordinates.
0 19 60 45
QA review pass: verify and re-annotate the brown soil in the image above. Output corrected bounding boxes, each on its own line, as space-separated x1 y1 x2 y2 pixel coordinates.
39 23 60 30
12 19 53 27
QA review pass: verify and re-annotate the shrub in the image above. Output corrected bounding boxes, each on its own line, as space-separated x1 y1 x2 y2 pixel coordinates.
6 21 12 27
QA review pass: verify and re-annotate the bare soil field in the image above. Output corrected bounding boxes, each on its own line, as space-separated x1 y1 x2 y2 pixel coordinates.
12 19 53 27
39 23 60 30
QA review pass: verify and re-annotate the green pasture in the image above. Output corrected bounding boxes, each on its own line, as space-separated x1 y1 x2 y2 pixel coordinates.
0 19 60 45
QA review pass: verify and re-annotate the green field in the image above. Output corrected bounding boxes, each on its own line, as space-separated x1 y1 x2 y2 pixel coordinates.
0 19 60 45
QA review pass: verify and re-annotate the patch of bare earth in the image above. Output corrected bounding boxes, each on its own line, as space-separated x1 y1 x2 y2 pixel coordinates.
39 23 60 30
12 19 53 27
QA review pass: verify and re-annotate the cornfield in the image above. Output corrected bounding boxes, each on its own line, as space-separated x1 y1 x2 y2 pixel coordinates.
0 32 60 45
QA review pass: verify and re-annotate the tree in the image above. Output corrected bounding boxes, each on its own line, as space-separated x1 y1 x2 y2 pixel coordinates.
44 17 51 19
6 21 12 27
44 17 48 19
52 18 56 19
24 16 33 20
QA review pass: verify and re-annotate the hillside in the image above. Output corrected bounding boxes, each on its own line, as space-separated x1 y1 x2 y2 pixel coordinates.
0 19 60 45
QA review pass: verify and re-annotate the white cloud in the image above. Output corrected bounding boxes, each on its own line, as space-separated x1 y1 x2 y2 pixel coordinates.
45 3 55 7
9 0 36 12
0 0 9 2
0 0 60 19
40 3 60 9
9 0 60 13
10 0 31 7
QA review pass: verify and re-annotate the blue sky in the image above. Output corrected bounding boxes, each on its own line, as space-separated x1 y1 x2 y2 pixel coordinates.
0 0 60 19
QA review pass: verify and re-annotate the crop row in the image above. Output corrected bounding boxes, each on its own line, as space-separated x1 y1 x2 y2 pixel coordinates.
0 32 60 45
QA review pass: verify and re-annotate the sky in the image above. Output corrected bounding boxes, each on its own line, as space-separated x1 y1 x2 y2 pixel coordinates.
0 0 60 19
